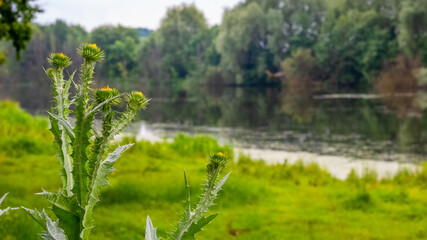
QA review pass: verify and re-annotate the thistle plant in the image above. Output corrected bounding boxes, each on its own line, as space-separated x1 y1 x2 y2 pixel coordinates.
3 44 230 240
19 43 148 240
146 153 231 240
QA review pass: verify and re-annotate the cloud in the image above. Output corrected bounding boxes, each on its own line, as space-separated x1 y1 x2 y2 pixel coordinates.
35 0 242 31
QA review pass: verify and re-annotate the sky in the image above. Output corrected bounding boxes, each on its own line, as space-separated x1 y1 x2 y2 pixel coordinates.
35 0 243 31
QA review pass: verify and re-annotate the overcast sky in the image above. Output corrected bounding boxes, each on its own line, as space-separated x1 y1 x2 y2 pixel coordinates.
35 0 243 31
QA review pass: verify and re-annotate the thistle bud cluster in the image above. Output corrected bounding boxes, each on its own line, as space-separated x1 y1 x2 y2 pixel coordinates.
207 152 230 173
94 86 120 105
48 53 71 68
78 43 104 62
127 91 148 110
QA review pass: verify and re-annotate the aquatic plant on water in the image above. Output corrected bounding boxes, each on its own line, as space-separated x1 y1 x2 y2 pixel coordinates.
0 44 230 240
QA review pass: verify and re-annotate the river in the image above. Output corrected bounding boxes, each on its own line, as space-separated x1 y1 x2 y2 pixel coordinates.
1 83 426 178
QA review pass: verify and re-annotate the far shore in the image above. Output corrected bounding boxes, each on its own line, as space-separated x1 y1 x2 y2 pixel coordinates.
236 148 419 180
132 122 421 180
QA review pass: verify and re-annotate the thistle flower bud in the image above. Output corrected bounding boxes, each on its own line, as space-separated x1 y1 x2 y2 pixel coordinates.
94 86 120 105
48 53 71 68
207 152 230 172
127 91 148 110
78 43 104 62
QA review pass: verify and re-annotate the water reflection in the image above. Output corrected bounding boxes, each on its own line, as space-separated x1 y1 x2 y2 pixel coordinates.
1 81 427 162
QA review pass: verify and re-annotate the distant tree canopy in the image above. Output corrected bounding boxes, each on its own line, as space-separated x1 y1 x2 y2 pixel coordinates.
2 1 427 90
216 0 326 85
0 0 41 63
139 4 208 79
90 25 140 81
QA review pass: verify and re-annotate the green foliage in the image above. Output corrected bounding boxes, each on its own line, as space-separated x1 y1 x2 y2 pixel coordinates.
314 0 399 87
216 0 325 85
216 2 267 85
280 48 320 87
0 101 53 157
398 0 427 61
138 4 208 81
170 133 232 157
90 25 140 81
157 4 208 78
0 0 41 59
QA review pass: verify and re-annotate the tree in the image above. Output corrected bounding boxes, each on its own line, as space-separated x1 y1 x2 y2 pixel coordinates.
186 26 221 80
106 36 138 80
90 25 140 81
216 2 267 85
157 4 208 78
137 4 208 81
1 21 88 85
398 0 427 62
137 34 166 81
217 0 326 85
314 0 399 88
0 0 41 62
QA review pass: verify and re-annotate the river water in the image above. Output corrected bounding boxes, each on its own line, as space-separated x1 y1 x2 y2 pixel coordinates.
1 83 426 178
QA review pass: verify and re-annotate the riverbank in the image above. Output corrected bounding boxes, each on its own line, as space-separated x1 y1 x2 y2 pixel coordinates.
0 101 427 239
134 122 421 180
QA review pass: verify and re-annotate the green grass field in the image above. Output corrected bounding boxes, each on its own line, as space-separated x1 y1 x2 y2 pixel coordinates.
0 101 427 239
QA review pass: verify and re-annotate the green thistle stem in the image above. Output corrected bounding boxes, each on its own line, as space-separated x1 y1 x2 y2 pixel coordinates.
50 66 74 197
88 106 115 186
72 60 96 206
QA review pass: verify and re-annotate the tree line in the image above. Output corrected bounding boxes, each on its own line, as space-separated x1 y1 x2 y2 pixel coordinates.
1 0 427 91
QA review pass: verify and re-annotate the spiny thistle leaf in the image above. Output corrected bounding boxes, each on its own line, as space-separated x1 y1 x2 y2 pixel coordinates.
21 207 46 227
41 214 67 240
48 111 73 196
181 214 218 240
51 206 80 240
36 190 81 239
214 172 231 195
21 207 67 240
37 190 80 214
88 94 123 116
145 216 160 240
81 144 134 239
47 112 75 139
64 70 76 95
0 193 10 217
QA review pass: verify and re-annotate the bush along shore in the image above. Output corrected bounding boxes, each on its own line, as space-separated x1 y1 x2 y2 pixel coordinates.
0 100 427 239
